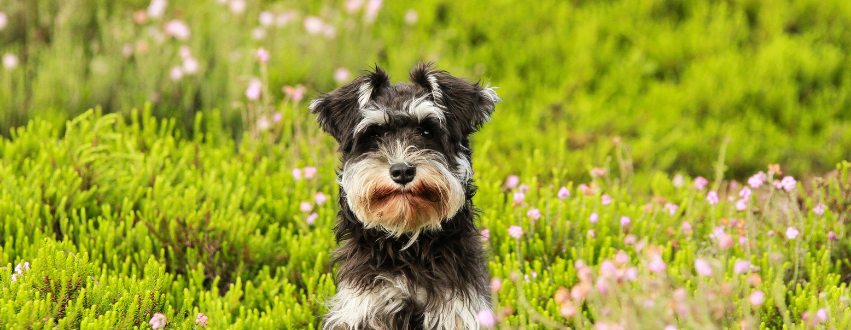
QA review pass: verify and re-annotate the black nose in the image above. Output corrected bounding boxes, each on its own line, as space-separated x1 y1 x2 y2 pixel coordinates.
389 163 417 185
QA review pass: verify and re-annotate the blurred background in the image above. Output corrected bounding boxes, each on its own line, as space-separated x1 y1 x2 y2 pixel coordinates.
2 0 851 182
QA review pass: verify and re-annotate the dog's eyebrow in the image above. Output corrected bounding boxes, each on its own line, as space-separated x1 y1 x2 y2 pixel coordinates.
407 95 446 124
354 107 389 135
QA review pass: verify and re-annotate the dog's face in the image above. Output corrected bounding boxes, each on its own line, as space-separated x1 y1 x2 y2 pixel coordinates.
310 64 500 237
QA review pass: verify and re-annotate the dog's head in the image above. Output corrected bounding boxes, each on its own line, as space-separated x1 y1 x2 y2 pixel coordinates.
310 63 501 238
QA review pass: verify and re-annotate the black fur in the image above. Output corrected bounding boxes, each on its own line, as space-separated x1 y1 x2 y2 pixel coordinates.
312 64 500 330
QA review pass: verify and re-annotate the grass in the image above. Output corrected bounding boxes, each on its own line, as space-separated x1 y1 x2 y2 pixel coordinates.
1 0 851 329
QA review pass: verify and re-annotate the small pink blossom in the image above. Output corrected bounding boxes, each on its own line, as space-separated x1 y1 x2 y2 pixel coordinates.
364 0 383 23
292 168 303 180
734 260 751 274
251 27 266 40
149 313 167 329
589 213 599 224
748 172 766 188
706 191 719 205
182 57 199 75
164 20 190 40
480 229 490 241
517 184 530 194
306 212 318 226
780 176 796 191
624 267 638 281
749 291 764 306
816 308 828 323
303 166 318 179
739 187 752 199
489 277 502 292
504 175 520 189
813 203 826 216
601 195 612 205
595 277 609 294
557 187 570 199
276 11 296 26
526 208 542 221
681 221 693 235
735 199 747 211
648 257 667 273
508 225 523 238
476 309 495 327
694 259 712 277
179 46 192 59
228 0 246 14
322 25 337 39
147 0 167 19
256 47 270 64
664 203 678 216
828 231 837 240
672 174 685 187
283 85 307 102
404 9 418 25
304 16 324 34
600 260 617 278
300 202 313 213
256 116 271 131
587 229 595 238
0 13 6 31
590 167 605 178
195 313 208 327
512 192 525 204
738 235 748 246
345 0 364 13
169 66 183 81
694 177 709 190
10 274 17 282
258 11 274 26
314 192 328 205
773 180 782 189
785 227 799 240
619 216 631 227
664 326 677 330
14 262 30 274
273 112 282 123
614 251 629 265
334 67 352 84
245 78 262 100
717 233 734 250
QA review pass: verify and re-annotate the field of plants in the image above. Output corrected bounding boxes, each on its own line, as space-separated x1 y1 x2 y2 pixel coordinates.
1 0 850 329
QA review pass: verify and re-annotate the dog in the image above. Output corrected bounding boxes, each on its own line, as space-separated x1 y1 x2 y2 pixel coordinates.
310 63 501 330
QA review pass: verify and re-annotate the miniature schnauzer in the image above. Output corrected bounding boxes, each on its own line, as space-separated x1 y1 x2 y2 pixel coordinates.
310 63 501 330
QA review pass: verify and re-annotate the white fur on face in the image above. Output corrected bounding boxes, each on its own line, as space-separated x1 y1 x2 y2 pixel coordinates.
354 96 446 136
340 141 465 241
323 276 489 330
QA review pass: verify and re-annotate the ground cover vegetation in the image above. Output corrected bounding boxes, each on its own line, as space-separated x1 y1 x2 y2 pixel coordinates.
1 0 850 328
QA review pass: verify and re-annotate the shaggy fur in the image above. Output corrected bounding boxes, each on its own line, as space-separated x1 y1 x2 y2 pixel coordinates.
311 63 501 330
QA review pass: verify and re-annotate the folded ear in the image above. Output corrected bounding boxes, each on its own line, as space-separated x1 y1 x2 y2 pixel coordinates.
409 63 501 136
309 66 391 151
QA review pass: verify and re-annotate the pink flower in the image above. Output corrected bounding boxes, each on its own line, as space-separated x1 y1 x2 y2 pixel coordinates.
195 313 208 327
557 187 570 199
322 25 337 39
734 260 751 274
314 192 328 205
273 112 283 123
256 47 270 64
164 20 190 40
694 259 712 277
283 85 307 102
828 231 837 240
780 176 796 191
149 313 167 329
169 66 183 81
303 166 318 179
182 57 199 75
480 229 490 241
0 13 6 31
512 192 525 205
749 291 764 306
785 227 799 240
147 0 167 18
334 67 352 84
813 203 826 216
526 208 542 221
624 267 638 281
489 277 502 292
816 308 828 323
304 16 324 34
306 212 319 226
706 191 719 205
504 175 520 189
300 202 313 213
14 262 30 274
587 229 595 238
228 0 246 14
589 213 599 224
590 167 605 178
600 260 617 278
739 187 752 199
614 251 629 265
364 0 383 23
664 326 677 330
256 116 271 131
258 11 274 26
292 168 302 180
179 46 192 59
245 78 262 100
476 309 495 327
276 11 296 26
773 180 782 189
748 172 766 188
672 174 685 188
601 195 612 205
404 9 418 25
595 277 609 294
619 216 631 227
735 199 747 211
10 274 17 282
517 184 531 194
681 221 693 235
648 257 667 273
345 0 364 13
251 27 266 40
664 203 678 216
694 177 708 190
508 225 523 238
717 233 734 250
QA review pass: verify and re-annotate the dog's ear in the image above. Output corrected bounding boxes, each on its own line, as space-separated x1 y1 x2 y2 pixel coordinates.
409 63 501 136
310 66 391 150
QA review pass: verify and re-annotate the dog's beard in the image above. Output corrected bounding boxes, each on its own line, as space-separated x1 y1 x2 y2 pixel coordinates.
341 144 466 243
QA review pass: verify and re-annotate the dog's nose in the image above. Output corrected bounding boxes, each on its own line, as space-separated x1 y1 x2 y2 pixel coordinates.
389 163 417 185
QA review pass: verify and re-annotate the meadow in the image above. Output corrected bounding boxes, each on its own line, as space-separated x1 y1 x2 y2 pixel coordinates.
1 0 850 329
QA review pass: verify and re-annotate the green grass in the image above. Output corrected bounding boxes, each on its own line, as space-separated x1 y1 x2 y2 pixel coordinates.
1 0 851 329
